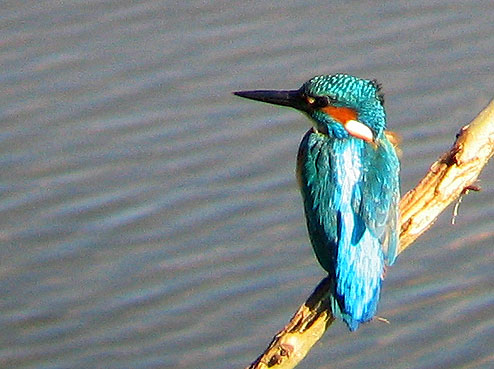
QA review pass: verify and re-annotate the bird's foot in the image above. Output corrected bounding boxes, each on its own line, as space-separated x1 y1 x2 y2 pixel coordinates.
381 265 388 280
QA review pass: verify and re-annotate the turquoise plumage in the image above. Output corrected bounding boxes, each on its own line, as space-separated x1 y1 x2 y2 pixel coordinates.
234 74 400 331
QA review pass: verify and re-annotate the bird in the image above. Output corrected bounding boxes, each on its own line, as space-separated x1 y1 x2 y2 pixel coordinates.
233 74 400 331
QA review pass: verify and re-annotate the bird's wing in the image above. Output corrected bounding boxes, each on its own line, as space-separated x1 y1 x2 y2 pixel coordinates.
296 129 340 273
355 137 400 265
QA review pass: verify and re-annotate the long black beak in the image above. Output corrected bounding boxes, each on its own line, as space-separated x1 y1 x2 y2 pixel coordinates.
233 89 307 111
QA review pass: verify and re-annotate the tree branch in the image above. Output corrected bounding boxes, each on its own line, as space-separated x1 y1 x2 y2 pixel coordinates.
246 99 494 369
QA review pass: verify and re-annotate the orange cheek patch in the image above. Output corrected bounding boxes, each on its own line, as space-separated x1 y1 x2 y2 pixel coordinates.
320 106 358 123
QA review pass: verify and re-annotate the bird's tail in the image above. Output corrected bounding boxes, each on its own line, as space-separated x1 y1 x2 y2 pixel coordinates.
330 279 381 331
332 217 385 331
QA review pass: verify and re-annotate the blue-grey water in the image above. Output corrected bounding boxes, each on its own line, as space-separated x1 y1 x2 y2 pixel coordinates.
1 1 494 368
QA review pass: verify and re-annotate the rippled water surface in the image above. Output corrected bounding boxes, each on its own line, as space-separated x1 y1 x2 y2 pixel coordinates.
1 1 494 368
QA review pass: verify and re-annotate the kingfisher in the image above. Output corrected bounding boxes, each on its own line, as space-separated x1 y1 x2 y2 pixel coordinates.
234 74 400 331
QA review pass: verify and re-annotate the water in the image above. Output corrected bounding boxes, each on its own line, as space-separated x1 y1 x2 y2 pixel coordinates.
1 1 494 368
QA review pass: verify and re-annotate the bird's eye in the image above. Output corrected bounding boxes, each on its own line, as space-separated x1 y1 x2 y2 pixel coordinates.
306 95 334 108
315 96 330 107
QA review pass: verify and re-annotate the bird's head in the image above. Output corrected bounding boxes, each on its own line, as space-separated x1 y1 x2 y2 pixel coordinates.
234 74 387 142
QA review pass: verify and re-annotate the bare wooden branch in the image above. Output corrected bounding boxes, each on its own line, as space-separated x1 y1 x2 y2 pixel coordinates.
246 99 494 369
399 99 494 252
